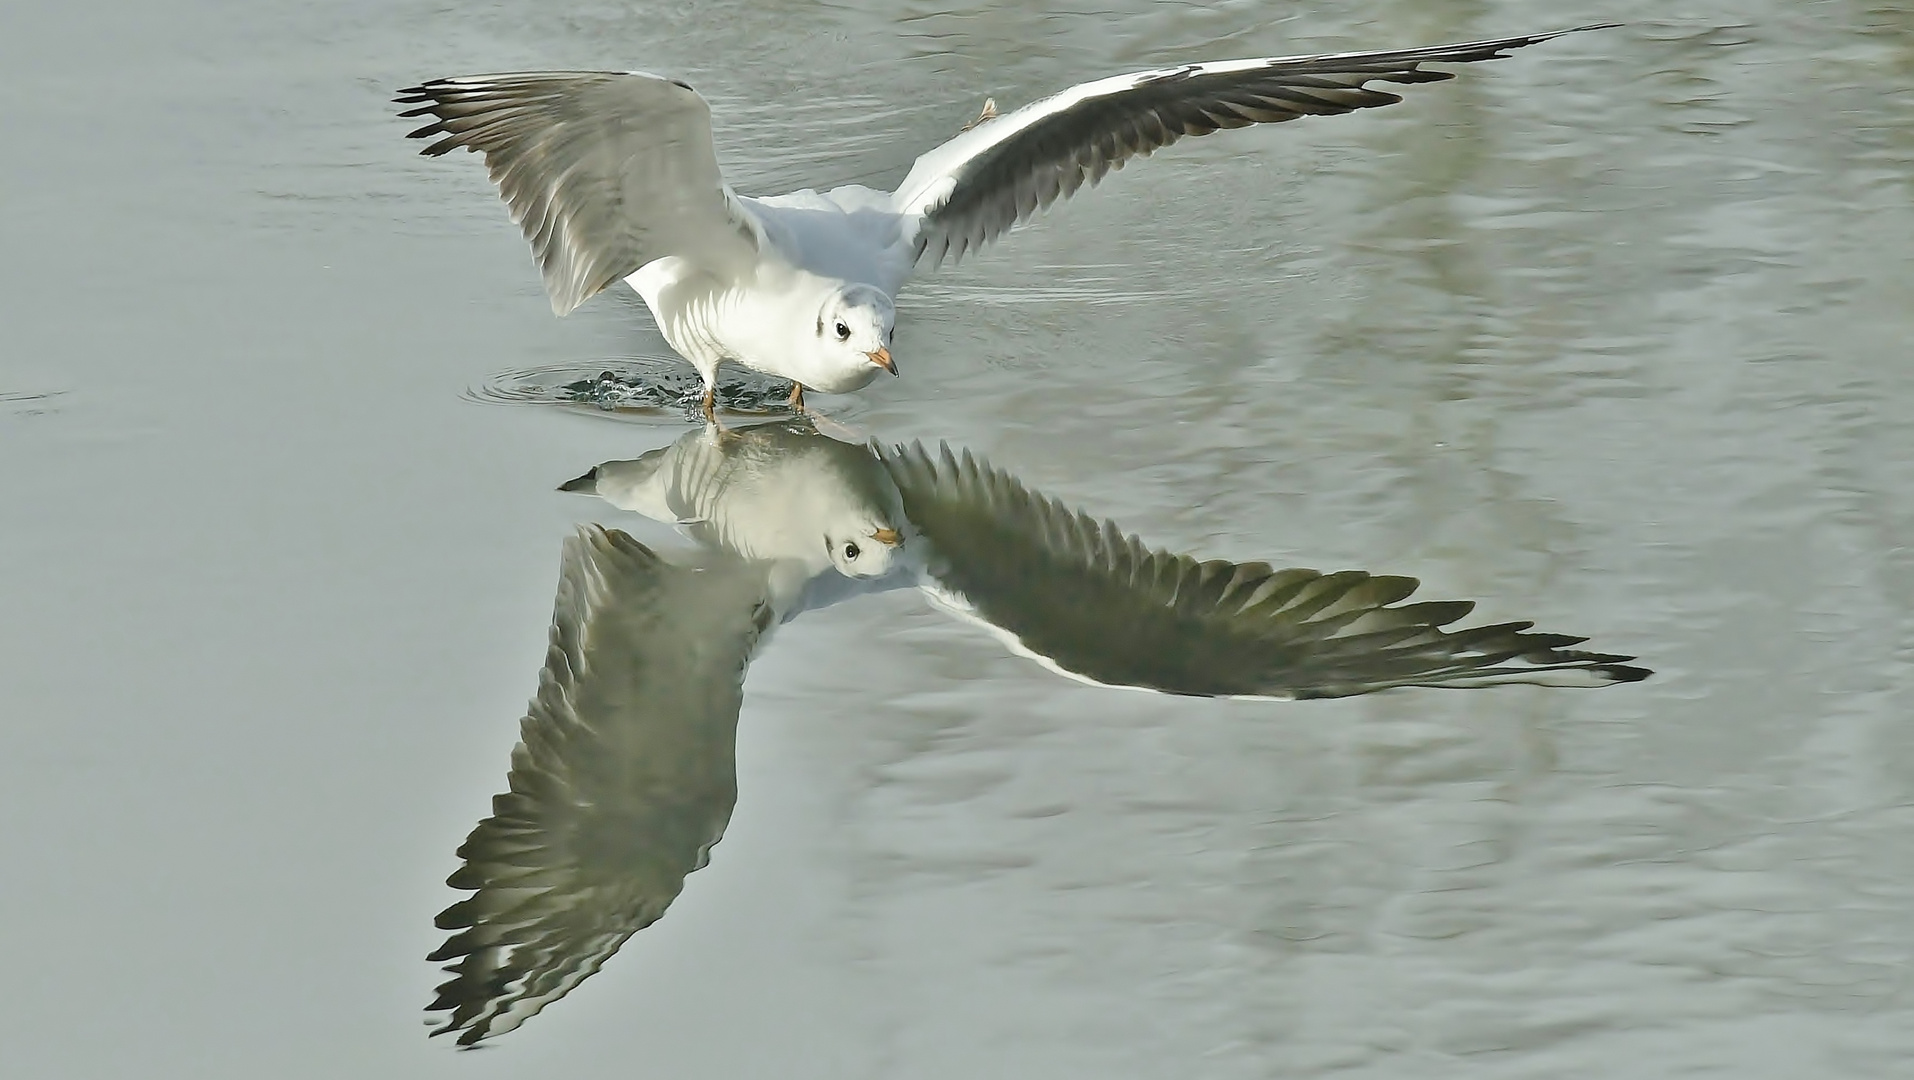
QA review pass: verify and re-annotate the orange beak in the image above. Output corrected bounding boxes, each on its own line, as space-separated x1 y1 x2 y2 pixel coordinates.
865 346 896 375
870 527 903 547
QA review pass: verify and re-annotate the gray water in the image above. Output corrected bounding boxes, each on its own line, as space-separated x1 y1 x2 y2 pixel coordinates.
5 0 1913 1075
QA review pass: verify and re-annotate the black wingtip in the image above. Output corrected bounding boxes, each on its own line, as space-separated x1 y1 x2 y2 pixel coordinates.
1517 23 1622 45
1602 663 1653 684
558 466 600 493
1425 23 1622 66
394 79 458 107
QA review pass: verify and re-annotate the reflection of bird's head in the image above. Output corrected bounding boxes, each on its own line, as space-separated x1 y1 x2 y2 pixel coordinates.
782 417 905 577
826 522 904 578
560 418 907 577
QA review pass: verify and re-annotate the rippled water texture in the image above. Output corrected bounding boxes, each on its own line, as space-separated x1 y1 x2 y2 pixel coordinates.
5 0 1913 1076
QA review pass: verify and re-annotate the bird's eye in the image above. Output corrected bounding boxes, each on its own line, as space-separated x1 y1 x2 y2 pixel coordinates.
835 321 851 341
842 541 861 561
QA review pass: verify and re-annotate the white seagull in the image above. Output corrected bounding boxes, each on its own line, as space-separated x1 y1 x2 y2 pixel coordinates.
397 25 1611 418
425 420 1648 1045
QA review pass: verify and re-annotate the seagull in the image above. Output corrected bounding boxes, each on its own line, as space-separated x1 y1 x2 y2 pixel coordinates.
426 419 1649 1044
396 25 1611 418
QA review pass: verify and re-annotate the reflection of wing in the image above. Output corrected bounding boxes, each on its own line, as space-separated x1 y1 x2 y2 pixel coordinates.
892 27 1609 265
426 526 773 1046
880 443 1649 698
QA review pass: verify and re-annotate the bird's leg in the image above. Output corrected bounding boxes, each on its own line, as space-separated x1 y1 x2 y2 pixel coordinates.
700 385 721 428
786 382 806 413
960 97 999 132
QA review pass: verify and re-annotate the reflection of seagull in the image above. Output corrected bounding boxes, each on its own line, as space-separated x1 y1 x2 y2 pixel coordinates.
397 26 1609 417
427 421 1648 1044
559 420 905 581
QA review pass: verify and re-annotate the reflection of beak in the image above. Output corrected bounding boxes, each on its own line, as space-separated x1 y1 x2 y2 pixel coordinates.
870 527 903 547
865 346 896 376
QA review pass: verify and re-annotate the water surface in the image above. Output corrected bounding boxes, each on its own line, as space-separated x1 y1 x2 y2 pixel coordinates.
4 0 1912 1076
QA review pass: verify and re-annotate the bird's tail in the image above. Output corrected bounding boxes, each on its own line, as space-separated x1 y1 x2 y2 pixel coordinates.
557 465 601 494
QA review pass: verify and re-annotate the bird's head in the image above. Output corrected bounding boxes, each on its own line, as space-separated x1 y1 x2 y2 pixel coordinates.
808 284 895 390
825 521 904 578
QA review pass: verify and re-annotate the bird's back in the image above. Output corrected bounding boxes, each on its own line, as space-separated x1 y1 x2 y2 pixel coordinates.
746 188 916 295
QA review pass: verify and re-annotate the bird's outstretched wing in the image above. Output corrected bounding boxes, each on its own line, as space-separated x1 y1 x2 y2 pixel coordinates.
892 25 1612 265
426 526 773 1045
397 72 764 314
879 442 1649 698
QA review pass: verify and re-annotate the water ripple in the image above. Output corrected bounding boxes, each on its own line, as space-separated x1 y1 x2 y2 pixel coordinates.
463 357 800 424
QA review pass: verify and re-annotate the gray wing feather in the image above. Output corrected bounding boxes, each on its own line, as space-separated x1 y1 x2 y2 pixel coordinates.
425 526 773 1045
878 442 1649 698
900 25 1613 265
398 72 762 314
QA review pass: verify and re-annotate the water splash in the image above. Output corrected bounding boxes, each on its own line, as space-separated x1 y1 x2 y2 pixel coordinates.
465 358 798 424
